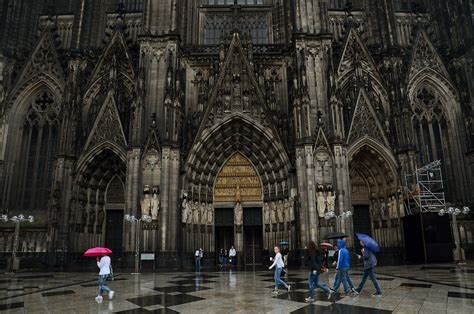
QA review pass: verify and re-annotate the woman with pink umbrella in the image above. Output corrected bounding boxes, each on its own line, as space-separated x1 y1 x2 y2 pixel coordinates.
84 247 115 303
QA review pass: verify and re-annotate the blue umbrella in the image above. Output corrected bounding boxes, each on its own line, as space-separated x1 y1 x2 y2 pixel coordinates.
356 233 380 253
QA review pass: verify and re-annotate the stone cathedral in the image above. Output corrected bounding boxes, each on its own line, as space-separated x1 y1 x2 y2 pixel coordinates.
0 0 473 267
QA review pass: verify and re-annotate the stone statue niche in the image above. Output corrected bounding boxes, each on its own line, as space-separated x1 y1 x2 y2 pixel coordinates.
326 190 336 213
234 201 243 226
151 185 160 220
181 191 188 224
141 185 152 216
317 189 326 218
263 202 270 225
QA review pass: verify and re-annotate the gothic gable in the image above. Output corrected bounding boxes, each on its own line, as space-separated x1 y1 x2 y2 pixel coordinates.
337 28 382 85
347 89 388 147
86 31 135 93
83 91 127 153
195 33 277 137
407 31 452 85
10 30 65 100
314 126 331 153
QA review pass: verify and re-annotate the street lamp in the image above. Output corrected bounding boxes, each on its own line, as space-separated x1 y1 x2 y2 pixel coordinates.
438 205 471 264
0 213 34 273
438 206 471 263
124 213 152 274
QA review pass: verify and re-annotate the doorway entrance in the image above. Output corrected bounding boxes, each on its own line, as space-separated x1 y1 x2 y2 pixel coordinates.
214 207 235 263
352 205 372 251
244 225 263 265
105 210 124 257
243 207 263 266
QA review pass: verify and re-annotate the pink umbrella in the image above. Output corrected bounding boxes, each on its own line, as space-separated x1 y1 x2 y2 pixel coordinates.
83 247 112 257
320 242 333 249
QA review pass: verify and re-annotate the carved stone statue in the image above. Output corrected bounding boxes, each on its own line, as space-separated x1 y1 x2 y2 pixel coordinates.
181 197 188 224
207 203 213 225
284 199 291 222
200 202 207 225
317 191 326 217
151 189 160 220
141 185 152 216
270 202 277 224
192 201 200 224
398 195 405 218
186 201 193 224
390 195 397 219
277 200 284 223
326 191 336 213
379 198 387 220
234 202 243 226
263 202 270 224
289 197 295 221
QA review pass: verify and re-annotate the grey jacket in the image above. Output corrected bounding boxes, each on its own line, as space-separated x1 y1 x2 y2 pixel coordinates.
362 248 377 270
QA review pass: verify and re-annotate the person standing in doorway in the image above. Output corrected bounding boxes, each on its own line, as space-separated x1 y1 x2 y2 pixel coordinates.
95 254 114 303
195 248 202 272
229 246 237 266
355 240 382 297
305 241 333 303
330 239 358 296
269 246 291 294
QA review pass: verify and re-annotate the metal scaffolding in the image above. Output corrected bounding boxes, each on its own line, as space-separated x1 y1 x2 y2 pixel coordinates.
404 160 446 214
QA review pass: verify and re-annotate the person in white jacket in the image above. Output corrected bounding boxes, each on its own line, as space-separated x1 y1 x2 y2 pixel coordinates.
269 246 291 294
95 255 114 303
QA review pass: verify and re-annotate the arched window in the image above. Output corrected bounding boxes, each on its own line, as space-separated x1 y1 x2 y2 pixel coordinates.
411 86 449 190
17 90 59 210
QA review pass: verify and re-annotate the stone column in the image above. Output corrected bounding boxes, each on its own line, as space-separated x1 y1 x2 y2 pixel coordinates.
295 147 309 248
125 148 141 252
304 145 318 242
167 148 180 251
333 144 352 243
160 147 170 251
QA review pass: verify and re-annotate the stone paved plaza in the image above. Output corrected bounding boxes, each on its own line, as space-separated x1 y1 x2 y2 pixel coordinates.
1 264 474 313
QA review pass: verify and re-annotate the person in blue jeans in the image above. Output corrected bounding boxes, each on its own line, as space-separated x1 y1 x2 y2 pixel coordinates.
355 240 382 297
305 241 333 303
194 248 202 272
330 239 358 296
269 246 291 294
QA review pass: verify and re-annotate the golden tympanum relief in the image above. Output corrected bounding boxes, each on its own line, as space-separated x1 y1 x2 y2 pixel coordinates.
214 153 262 203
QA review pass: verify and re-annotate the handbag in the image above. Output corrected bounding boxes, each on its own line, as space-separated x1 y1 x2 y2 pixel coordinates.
107 265 114 281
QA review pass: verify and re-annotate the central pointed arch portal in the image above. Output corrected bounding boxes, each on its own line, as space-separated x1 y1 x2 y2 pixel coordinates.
184 115 291 266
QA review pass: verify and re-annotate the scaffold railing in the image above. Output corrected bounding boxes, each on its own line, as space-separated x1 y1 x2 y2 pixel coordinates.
404 160 446 214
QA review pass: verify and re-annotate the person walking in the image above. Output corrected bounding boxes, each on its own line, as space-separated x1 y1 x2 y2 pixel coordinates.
229 246 237 266
95 254 114 303
269 246 291 294
305 241 333 303
330 239 358 296
355 240 382 297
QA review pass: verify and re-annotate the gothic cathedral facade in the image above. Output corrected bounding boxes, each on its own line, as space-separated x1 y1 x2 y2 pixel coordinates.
0 0 473 266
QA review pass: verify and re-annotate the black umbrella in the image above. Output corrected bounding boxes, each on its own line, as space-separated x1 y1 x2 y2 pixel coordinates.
323 232 349 240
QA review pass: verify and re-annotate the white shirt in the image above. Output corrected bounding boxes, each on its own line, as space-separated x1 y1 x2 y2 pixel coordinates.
269 252 285 269
97 256 111 275
229 248 236 257
195 250 200 257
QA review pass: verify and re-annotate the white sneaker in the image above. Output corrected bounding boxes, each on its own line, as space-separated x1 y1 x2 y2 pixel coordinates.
95 295 103 303
287 285 291 292
109 291 115 300
327 290 334 300
305 297 314 303
272 289 279 294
